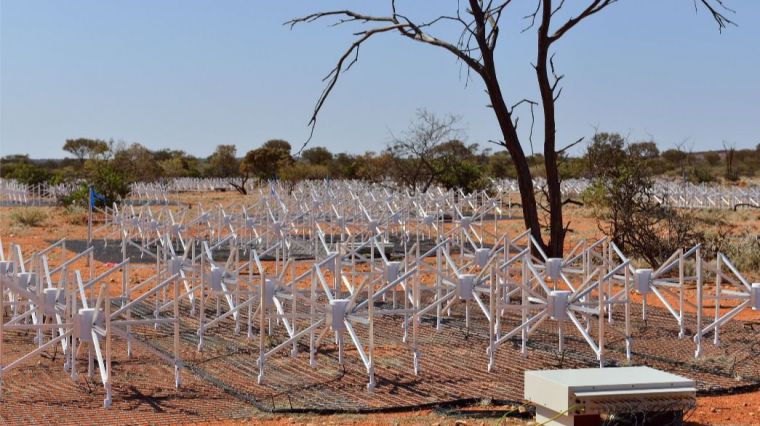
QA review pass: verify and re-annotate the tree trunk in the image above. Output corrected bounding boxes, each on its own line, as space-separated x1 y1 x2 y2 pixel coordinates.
480 68 546 255
469 0 549 255
536 0 565 257
229 177 248 195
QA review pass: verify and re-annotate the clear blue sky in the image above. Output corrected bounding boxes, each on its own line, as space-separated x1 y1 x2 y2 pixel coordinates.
1 0 758 159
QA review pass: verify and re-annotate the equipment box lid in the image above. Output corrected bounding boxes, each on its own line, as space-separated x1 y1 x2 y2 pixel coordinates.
524 366 695 412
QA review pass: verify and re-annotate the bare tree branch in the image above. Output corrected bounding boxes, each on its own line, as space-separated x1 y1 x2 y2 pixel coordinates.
521 0 542 33
288 22 406 155
557 137 585 154
550 0 617 43
510 99 538 156
286 7 487 153
695 0 737 31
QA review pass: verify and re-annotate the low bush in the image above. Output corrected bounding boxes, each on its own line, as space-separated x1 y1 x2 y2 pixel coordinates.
64 205 88 225
704 229 760 273
10 208 48 227
590 166 703 267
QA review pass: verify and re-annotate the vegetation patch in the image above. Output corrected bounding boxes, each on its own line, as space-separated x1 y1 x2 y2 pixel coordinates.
10 208 48 227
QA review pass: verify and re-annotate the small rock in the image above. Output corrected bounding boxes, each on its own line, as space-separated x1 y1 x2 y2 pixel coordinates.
454 421 467 426
710 407 718 413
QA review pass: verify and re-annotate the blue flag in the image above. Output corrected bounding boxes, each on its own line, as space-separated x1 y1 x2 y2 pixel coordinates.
89 186 108 208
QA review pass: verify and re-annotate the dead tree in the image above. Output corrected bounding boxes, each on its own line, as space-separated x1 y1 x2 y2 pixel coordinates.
723 140 736 180
388 110 462 194
287 0 734 257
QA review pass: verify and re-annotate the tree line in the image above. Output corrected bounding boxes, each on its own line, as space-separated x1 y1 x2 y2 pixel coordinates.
1 117 756 202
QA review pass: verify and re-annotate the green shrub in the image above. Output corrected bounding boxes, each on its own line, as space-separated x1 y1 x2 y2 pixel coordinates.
58 183 89 207
83 160 130 206
690 165 715 183
1 161 51 185
10 208 48 227
580 183 607 210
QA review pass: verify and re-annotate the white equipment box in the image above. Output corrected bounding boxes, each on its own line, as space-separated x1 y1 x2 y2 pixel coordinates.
524 366 696 426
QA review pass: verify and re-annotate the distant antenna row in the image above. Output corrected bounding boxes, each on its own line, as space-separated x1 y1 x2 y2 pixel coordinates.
4 176 760 210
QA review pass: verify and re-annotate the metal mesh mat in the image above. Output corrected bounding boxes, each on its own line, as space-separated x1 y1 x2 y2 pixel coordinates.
126 299 760 413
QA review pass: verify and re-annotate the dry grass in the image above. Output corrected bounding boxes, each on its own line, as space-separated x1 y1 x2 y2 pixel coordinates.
9 208 48 227
63 205 88 225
